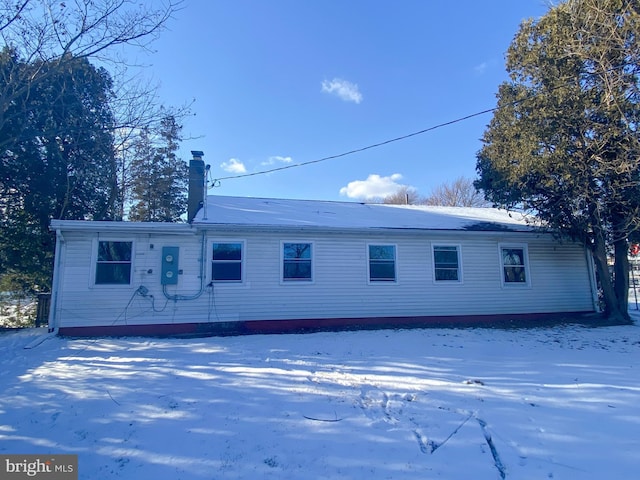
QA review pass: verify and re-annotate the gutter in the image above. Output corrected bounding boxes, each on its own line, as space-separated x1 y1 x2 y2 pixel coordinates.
50 220 196 235
585 242 600 312
48 228 64 332
192 223 543 237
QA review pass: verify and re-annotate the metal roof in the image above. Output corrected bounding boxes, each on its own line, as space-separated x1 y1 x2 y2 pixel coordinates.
193 196 535 232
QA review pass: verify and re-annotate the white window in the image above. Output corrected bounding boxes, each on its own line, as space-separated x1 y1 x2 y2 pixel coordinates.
433 245 461 282
368 244 396 282
500 244 530 286
282 242 313 282
212 242 243 282
95 241 133 285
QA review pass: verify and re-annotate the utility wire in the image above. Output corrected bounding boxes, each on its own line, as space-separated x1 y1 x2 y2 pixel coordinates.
212 63 632 185
212 107 497 184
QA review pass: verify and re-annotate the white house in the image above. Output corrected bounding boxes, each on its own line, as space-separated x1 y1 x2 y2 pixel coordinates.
48 154 599 337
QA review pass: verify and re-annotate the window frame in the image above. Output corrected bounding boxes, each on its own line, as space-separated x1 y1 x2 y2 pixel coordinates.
92 239 134 287
367 243 397 284
281 241 314 284
499 243 531 287
432 243 463 284
210 240 245 284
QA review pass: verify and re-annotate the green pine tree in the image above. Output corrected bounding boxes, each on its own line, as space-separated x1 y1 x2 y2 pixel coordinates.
476 0 640 323
0 52 117 293
128 115 188 222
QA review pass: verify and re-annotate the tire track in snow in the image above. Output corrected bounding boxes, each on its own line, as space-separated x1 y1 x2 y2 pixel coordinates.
319 369 507 476
358 384 473 456
411 411 473 454
477 417 506 479
357 385 417 426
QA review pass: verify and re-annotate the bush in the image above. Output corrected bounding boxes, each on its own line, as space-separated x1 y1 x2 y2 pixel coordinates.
0 293 36 328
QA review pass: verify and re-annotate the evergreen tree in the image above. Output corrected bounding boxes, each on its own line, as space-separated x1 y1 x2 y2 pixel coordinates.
475 0 640 323
0 53 117 292
128 115 188 222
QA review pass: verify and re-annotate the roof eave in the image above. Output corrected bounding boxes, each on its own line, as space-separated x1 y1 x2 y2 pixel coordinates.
50 220 196 235
193 222 538 235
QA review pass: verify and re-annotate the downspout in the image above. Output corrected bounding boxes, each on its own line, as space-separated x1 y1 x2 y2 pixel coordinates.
585 242 600 312
162 230 207 301
48 228 65 332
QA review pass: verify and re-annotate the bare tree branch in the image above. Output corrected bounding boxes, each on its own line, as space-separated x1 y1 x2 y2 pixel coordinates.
381 186 424 205
424 177 490 207
0 0 29 33
0 0 182 131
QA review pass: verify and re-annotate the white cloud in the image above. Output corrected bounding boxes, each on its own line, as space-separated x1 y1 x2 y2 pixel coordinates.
220 158 247 174
339 173 405 200
261 155 293 166
321 78 363 104
474 62 488 75
474 59 498 76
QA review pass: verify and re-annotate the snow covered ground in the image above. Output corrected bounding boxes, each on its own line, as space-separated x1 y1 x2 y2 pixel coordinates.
1 314 639 479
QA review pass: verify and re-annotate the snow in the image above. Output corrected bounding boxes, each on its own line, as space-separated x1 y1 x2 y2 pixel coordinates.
194 195 534 231
1 314 639 479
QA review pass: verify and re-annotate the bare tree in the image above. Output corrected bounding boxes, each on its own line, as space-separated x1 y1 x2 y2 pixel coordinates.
0 0 189 219
424 177 489 207
382 186 424 205
0 0 181 136
110 72 192 219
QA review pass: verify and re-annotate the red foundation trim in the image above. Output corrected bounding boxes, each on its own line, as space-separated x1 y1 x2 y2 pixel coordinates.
57 311 603 338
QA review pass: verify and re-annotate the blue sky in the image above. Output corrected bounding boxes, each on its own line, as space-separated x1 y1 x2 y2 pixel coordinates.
144 0 550 201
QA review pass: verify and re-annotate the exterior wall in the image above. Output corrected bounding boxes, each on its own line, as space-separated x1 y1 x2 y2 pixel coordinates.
51 226 596 334
52 230 204 329
205 230 594 321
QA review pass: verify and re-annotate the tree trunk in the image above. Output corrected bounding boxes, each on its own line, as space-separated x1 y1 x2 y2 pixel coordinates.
591 231 628 323
613 237 631 323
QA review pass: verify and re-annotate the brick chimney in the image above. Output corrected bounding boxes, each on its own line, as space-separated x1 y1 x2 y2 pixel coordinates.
188 150 205 222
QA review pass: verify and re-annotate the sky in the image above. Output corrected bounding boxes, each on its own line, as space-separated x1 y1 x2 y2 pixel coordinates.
140 0 552 202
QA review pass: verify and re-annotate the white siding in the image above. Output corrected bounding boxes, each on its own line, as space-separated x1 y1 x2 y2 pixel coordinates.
52 228 596 328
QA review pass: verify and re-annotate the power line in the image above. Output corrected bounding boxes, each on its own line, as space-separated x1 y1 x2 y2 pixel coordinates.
211 63 631 185
212 107 497 184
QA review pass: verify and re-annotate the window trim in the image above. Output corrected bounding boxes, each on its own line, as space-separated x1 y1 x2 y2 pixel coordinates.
499 243 531 287
91 238 134 287
280 241 314 284
432 243 463 284
210 240 245 284
367 243 398 284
